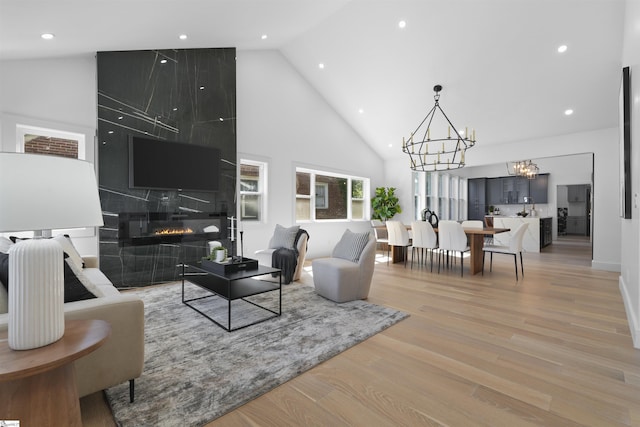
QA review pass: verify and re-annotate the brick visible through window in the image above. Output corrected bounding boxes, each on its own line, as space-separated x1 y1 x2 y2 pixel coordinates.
24 135 78 159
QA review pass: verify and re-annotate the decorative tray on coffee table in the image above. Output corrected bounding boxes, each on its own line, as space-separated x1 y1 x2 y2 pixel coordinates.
200 257 258 275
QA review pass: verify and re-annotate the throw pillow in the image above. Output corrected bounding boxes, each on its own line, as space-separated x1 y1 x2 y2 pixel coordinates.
333 229 370 263
269 224 300 250
63 255 97 303
0 236 13 253
53 235 85 270
0 252 8 291
64 254 104 298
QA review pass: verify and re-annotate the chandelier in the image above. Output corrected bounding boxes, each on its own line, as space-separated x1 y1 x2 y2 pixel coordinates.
507 160 539 179
402 84 475 171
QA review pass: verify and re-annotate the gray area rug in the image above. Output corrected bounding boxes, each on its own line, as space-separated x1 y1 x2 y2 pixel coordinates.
105 280 409 426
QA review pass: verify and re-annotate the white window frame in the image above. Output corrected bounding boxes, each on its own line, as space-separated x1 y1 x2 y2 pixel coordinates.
239 158 268 223
413 171 467 221
295 166 370 223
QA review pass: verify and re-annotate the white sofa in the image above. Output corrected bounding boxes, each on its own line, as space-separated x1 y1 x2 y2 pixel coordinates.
0 254 145 401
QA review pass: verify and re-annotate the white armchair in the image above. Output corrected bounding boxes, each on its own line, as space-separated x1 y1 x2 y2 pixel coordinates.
254 225 308 284
312 231 376 303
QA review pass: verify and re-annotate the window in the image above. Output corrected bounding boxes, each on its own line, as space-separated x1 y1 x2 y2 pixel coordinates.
413 171 467 221
295 167 370 222
240 159 267 222
17 124 86 159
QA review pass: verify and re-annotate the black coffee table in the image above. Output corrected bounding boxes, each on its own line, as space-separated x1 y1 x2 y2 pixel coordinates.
181 262 282 331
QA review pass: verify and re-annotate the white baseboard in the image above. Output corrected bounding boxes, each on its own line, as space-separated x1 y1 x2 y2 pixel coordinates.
619 275 640 349
591 261 621 272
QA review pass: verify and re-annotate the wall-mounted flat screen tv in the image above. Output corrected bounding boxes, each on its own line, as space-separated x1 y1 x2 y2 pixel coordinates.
129 135 220 192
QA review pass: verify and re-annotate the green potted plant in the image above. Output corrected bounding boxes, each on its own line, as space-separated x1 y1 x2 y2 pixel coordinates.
371 187 402 222
206 245 228 262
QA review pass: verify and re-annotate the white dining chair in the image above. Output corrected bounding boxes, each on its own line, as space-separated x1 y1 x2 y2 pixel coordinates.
386 220 411 267
410 221 438 271
482 223 529 280
370 219 389 258
437 220 470 276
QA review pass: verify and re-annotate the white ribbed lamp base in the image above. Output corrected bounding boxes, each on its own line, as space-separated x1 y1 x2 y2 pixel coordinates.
8 238 65 350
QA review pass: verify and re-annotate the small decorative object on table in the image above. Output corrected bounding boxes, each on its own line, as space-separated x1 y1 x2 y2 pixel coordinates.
207 245 227 262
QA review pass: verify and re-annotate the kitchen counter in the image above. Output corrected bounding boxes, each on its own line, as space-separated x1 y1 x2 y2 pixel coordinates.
490 216 552 253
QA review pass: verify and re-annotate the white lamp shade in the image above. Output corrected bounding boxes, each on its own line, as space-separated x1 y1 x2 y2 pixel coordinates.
0 152 103 350
0 152 104 232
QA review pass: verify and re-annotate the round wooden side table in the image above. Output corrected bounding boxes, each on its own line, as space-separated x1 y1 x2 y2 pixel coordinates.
0 319 111 426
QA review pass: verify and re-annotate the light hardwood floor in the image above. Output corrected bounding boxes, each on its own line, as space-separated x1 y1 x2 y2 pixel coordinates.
82 237 640 426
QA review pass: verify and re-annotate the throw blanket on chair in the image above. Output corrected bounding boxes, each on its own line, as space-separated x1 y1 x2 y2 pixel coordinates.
272 229 309 284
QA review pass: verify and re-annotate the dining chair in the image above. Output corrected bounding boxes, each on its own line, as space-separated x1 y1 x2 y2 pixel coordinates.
370 220 389 258
410 221 438 271
437 220 470 276
385 220 411 266
482 223 529 280
483 216 494 244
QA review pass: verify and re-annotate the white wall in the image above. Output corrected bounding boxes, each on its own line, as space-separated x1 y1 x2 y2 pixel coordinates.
237 50 385 258
0 57 98 255
620 0 640 347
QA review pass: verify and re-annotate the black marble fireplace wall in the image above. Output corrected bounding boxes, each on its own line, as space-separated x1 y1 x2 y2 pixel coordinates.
96 48 236 287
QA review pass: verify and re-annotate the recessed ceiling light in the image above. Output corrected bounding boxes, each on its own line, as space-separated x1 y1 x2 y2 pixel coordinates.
318 63 325 69
398 21 407 29
358 108 364 114
219 118 224 121
41 33 55 40
564 109 574 115
160 59 167 64
199 86 205 90
108 130 114 134
173 107 178 111
117 116 124 120
179 34 188 40
557 44 568 53
388 143 393 148
261 34 268 40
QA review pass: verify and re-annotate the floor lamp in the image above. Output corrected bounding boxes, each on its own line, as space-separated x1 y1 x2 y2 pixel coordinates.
0 153 104 350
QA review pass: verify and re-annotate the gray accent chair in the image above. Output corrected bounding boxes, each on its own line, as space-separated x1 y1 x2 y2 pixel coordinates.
312 234 376 303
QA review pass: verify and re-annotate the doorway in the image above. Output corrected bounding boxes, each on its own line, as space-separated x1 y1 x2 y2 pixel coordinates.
556 184 592 262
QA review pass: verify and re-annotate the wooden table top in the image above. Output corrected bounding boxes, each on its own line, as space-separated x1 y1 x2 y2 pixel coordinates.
0 319 111 381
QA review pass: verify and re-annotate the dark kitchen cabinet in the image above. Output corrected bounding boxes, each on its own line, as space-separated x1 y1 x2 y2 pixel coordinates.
467 178 486 220
529 173 549 204
486 178 504 205
500 176 529 204
568 185 587 202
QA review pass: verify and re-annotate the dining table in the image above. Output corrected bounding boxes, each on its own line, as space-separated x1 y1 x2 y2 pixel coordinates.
387 225 510 275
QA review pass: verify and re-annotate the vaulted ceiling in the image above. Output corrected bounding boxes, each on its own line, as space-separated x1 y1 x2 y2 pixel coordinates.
0 0 625 161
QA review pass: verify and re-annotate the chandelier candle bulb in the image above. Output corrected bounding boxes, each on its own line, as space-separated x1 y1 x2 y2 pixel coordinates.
427 128 430 140
448 126 451 138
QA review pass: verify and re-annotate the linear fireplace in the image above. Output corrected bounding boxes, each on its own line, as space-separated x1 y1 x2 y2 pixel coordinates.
118 212 227 247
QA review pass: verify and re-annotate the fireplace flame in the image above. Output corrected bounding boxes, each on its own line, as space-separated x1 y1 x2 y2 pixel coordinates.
154 227 194 235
